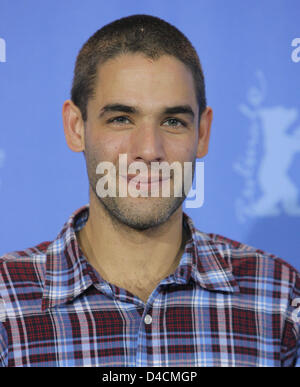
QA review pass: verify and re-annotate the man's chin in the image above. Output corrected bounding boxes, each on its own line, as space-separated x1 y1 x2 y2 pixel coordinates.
98 196 184 230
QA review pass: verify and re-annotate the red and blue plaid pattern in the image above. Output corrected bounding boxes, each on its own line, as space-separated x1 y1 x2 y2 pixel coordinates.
0 204 299 367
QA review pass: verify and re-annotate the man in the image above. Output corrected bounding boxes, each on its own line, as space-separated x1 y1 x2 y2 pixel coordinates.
0 14 299 367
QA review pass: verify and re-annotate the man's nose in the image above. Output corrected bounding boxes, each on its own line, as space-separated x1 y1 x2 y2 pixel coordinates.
129 124 165 163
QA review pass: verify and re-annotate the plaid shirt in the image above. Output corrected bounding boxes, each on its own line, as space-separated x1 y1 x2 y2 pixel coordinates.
0 204 299 367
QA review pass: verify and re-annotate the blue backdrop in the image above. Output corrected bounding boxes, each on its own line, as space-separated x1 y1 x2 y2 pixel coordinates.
1 1 300 270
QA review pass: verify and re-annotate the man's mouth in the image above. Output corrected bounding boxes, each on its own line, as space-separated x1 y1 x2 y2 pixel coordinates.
119 174 171 190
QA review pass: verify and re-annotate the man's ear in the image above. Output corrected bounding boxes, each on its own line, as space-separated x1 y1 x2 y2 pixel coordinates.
62 99 85 152
196 106 213 158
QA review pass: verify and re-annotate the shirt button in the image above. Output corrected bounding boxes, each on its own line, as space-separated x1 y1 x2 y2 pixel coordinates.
144 314 152 325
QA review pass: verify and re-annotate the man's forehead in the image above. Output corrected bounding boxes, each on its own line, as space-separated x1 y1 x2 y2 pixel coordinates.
96 52 194 82
92 53 198 107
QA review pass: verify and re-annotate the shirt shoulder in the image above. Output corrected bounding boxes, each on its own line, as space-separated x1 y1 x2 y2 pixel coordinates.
0 241 51 269
205 232 300 298
0 242 51 311
208 232 299 275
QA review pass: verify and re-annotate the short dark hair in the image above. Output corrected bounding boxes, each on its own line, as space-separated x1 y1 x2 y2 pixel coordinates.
71 14 207 122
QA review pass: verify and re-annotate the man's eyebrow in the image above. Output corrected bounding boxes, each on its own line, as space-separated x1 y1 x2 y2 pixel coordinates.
163 105 195 120
98 104 137 118
98 103 195 120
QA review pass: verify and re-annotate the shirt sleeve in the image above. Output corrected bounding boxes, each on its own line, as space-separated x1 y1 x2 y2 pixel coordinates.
296 337 300 367
0 321 8 367
0 297 8 367
281 271 300 367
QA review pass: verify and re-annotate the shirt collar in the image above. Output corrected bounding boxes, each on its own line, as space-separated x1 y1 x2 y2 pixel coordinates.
41 205 95 311
180 213 240 294
41 205 239 311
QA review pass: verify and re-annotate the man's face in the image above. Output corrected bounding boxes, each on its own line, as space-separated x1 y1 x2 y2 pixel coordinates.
83 53 208 230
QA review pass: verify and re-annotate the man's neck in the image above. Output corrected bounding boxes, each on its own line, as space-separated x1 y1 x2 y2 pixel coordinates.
76 193 187 301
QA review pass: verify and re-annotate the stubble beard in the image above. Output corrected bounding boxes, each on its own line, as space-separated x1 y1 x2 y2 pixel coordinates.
85 151 195 231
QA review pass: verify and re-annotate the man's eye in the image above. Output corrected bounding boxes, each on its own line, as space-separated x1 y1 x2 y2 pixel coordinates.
108 116 131 124
163 118 186 128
